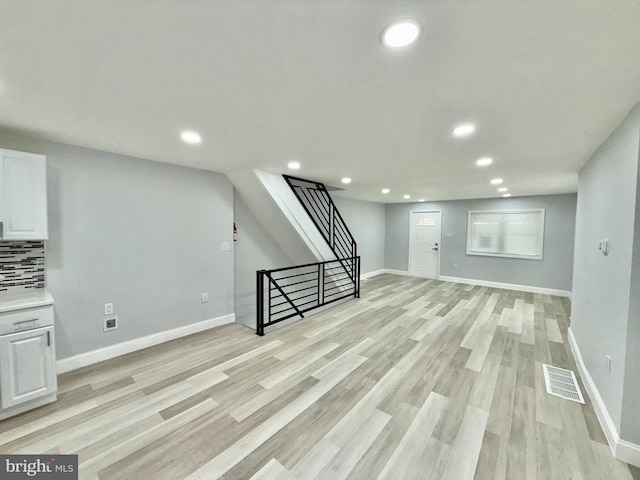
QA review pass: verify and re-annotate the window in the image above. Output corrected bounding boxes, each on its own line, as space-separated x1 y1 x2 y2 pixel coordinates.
466 209 545 260
417 217 435 226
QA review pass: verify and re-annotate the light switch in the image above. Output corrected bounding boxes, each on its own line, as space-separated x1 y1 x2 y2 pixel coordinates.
221 242 230 251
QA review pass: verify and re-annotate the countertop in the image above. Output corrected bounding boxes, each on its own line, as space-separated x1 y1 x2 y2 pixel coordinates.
0 289 54 314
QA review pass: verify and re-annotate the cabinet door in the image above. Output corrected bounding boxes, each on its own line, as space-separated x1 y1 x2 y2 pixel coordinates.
0 326 57 409
0 148 48 240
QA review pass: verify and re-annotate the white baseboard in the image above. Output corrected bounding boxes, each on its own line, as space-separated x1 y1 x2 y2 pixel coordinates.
360 269 386 280
439 275 572 298
380 269 415 277
568 327 619 454
368 270 571 298
618 439 640 469
568 327 640 468
378 268 571 299
56 313 235 374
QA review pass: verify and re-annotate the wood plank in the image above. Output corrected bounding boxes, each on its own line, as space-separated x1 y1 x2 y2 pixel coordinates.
315 408 390 480
377 392 448 480
249 458 294 480
441 404 489 480
184 354 367 479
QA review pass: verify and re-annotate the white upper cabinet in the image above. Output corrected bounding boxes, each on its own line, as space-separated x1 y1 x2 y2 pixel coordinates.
0 148 48 240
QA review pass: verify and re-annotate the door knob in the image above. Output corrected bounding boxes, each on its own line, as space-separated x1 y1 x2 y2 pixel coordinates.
432 247 438 251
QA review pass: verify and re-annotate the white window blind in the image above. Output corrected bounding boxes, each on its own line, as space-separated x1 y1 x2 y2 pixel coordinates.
466 209 545 260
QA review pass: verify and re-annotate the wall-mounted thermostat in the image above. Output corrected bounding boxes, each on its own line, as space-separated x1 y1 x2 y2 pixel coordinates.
598 239 609 255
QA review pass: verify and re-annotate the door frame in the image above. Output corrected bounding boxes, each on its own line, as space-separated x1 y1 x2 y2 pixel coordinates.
408 209 442 279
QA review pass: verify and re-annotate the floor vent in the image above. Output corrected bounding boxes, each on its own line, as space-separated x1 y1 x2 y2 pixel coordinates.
543 364 585 404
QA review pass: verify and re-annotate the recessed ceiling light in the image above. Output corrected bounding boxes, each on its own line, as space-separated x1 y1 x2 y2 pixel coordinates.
381 20 421 48
498 187 508 192
419 199 425 202
341 177 352 184
452 123 475 138
287 161 301 170
502 193 512 197
476 157 493 167
381 188 390 194
490 178 504 185
403 194 411 199
180 131 202 144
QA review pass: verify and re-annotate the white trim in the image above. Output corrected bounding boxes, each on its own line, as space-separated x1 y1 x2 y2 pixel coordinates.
567 327 618 450
617 439 640 468
369 270 572 297
568 327 640 468
360 269 386 280
56 313 235 374
381 269 415 277
439 275 571 298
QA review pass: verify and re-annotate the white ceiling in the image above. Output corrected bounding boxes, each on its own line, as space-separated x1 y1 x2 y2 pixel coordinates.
1 0 640 203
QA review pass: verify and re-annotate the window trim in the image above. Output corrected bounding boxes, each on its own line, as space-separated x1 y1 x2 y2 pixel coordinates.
466 208 545 260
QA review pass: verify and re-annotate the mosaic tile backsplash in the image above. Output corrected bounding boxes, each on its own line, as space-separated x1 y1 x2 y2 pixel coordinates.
0 241 45 292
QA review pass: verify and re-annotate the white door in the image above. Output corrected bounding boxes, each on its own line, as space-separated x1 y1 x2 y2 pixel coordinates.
0 326 57 409
409 211 441 279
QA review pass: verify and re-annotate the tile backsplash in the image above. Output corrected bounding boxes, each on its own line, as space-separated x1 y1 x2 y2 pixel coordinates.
0 241 46 292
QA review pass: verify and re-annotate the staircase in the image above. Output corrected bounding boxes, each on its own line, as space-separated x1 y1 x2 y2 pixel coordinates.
256 175 360 335
283 175 357 262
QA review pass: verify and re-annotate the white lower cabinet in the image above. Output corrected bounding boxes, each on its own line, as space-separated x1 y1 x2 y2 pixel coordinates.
0 325 57 409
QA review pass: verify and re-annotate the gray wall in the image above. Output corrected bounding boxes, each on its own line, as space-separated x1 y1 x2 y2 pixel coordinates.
624 165 640 443
233 192 299 328
385 194 577 291
624 168 640 444
572 104 640 441
331 195 386 275
0 130 235 360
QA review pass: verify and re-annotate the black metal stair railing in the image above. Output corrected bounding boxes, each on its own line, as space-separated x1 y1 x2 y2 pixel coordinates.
255 175 360 335
283 175 357 262
256 256 360 336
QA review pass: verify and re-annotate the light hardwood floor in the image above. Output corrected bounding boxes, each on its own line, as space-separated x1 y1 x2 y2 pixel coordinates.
1 274 638 480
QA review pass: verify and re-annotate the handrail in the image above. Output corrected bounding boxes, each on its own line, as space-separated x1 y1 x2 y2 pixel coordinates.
256 256 360 335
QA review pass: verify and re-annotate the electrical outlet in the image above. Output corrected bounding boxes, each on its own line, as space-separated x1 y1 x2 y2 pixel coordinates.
104 303 114 315
221 242 230 251
606 355 612 374
453 263 458 269
104 316 118 332
202 293 209 303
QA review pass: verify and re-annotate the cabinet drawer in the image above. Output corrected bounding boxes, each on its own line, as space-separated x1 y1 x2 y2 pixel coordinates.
0 305 54 336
